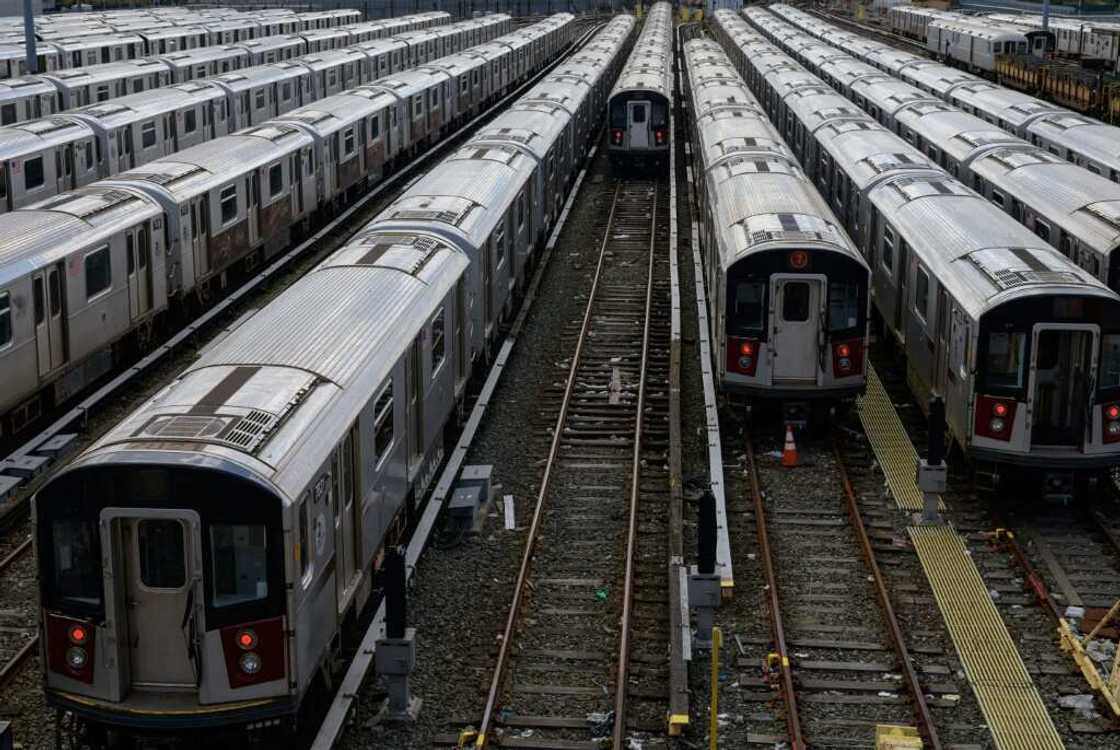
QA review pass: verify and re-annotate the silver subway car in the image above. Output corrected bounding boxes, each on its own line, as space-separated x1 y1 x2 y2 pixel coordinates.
608 1 673 170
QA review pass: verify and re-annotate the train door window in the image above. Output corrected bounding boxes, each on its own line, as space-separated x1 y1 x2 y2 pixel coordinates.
1101 334 1120 389
517 191 526 231
141 121 156 149
370 114 379 140
255 89 265 110
431 307 445 376
373 381 393 467
298 501 312 582
184 109 197 134
136 520 186 590
24 156 44 191
0 290 9 348
210 523 268 606
881 226 895 272
96 84 110 102
1035 218 1051 244
344 127 355 156
915 268 930 323
269 163 282 198
220 184 237 225
0 104 14 125
412 95 422 118
85 246 111 300
282 82 292 102
782 282 811 322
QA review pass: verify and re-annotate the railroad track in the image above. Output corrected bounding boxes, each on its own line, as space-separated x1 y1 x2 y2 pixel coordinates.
737 422 950 747
0 517 37 691
471 177 671 749
806 7 930 57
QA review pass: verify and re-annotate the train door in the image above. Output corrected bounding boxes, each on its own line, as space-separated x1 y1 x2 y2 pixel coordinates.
769 274 826 383
246 171 259 244
32 263 66 377
102 509 203 692
126 226 153 319
189 196 209 278
628 100 650 149
332 425 359 615
894 241 910 333
455 279 466 388
117 127 133 172
1028 324 1097 448
933 287 950 393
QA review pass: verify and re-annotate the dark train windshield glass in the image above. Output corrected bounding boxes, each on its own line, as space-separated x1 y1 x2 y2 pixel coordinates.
652 100 667 127
984 331 1027 389
1102 334 1120 390
609 101 626 128
730 280 765 334
828 281 860 332
210 523 269 608
51 518 102 609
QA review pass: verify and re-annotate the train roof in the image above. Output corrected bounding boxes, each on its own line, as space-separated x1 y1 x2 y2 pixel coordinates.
1027 113 1120 174
0 117 93 161
39 58 170 89
0 186 161 288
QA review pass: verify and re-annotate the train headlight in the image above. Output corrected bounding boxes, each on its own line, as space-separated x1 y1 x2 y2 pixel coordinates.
1109 421 1120 436
66 647 87 670
838 357 852 371
239 652 262 675
739 356 753 369
989 417 1006 434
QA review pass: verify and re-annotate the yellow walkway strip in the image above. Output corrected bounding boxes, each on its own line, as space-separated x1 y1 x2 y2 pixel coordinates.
857 365 942 511
910 527 1064 750
858 364 1064 750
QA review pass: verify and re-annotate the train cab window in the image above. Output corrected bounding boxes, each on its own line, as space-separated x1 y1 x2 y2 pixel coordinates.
782 282 811 322
269 163 282 198
0 290 10 348
211 523 269 606
373 382 393 466
85 246 111 299
1101 334 1120 389
730 281 765 334
431 308 445 375
184 109 197 133
137 520 186 590
24 156 44 191
51 517 102 609
985 331 1027 389
220 184 238 224
915 268 930 322
828 281 861 332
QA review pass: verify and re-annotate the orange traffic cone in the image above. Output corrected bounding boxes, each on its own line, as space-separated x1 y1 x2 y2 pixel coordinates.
781 424 799 468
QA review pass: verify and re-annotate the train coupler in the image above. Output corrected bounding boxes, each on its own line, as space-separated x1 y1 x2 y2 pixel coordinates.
1041 471 1075 504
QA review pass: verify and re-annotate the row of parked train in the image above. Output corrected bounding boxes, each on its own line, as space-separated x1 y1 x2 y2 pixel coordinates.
31 10 630 742
0 11 451 126
0 13 505 219
0 7 364 80
0 12 546 437
694 8 1120 491
607 0 672 168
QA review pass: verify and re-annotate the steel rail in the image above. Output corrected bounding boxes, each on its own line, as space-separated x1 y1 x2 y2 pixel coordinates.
744 430 806 750
610 185 658 749
475 183 624 748
0 635 38 688
0 536 31 577
832 438 944 750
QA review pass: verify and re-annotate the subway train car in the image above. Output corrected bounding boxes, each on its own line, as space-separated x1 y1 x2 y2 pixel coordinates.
683 37 870 405
608 1 672 170
722 8 1120 486
32 14 629 743
0 15 559 438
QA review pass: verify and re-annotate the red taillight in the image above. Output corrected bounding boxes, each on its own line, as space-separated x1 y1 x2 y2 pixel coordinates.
1104 403 1120 444
220 617 285 689
46 614 95 684
974 396 1016 442
654 128 667 145
611 128 623 145
727 336 760 376
831 339 863 377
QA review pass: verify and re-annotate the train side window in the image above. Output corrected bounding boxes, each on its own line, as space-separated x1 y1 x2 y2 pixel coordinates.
141 121 156 149
915 268 930 322
1101 334 1120 389
344 128 355 156
370 114 379 140
0 290 10 348
1034 219 1051 244
431 307 445 375
24 156 44 191
990 189 1004 209
85 245 111 300
269 163 282 198
184 109 197 133
137 519 186 590
1 104 14 125
412 95 422 117
517 192 526 230
211 523 269 606
255 89 265 109
298 503 312 582
881 226 895 272
220 184 237 225
373 381 393 467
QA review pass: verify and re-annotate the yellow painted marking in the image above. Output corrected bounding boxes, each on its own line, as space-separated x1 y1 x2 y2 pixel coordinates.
910 526 1063 750
857 365 945 511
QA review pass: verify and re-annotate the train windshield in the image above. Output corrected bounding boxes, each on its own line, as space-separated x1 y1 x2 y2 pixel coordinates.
984 331 1028 390
210 523 269 608
1101 334 1120 389
50 516 103 611
828 280 861 332
730 280 765 334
